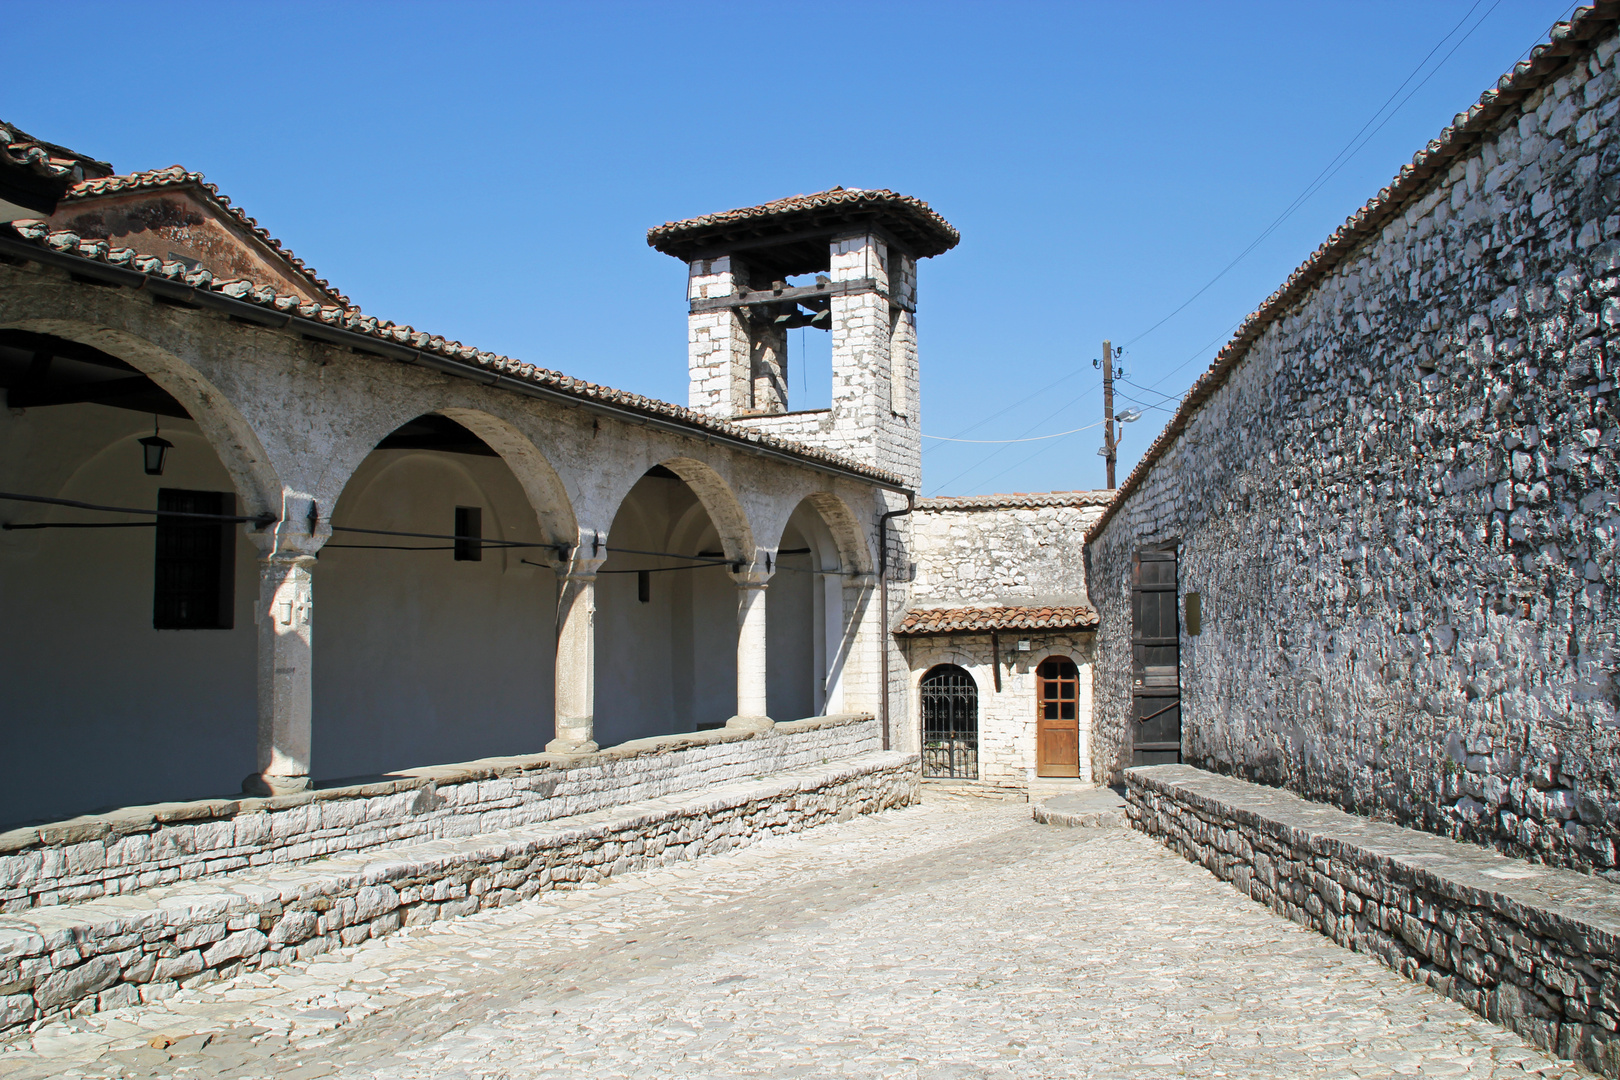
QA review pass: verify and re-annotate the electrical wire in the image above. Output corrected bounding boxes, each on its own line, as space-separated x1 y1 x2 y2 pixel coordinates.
0 490 276 528
923 417 1107 444
1119 0 1504 352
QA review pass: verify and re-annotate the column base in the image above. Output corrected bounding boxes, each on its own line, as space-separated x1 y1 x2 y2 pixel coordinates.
242 772 311 797
545 737 600 756
725 715 775 733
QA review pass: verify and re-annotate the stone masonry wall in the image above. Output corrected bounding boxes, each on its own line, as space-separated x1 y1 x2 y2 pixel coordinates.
0 716 880 913
912 500 1106 606
1127 764 1620 1076
0 751 917 1035
1090 29 1620 876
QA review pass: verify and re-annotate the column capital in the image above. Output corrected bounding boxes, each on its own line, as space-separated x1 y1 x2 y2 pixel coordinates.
729 562 773 588
557 555 606 581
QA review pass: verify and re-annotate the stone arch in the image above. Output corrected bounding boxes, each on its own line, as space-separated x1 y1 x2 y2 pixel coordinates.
657 457 754 564
314 405 577 555
1 318 284 520
791 491 873 574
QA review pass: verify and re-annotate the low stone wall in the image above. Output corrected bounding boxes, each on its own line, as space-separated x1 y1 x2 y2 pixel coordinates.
0 749 917 1035
1126 764 1620 1077
0 715 879 913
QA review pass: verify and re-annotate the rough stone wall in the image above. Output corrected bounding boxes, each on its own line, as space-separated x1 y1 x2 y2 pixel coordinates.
912 501 1105 606
901 634 1094 787
0 717 880 913
0 751 917 1035
1127 764 1620 1077
686 256 751 416
1089 32 1620 875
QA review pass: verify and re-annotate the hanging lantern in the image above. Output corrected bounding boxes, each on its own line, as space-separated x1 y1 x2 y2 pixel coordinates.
139 432 172 476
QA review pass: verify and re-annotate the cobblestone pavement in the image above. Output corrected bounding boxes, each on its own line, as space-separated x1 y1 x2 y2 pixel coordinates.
0 794 1585 1079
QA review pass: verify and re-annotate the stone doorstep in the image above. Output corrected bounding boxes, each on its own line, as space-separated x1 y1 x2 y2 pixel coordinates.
1126 764 1620 1077
0 750 919 1035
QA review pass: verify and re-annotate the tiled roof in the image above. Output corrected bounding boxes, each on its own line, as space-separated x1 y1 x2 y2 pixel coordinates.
1087 1 1620 543
3 220 905 489
895 605 1099 636
917 491 1113 511
63 166 350 307
648 187 960 260
1 122 110 183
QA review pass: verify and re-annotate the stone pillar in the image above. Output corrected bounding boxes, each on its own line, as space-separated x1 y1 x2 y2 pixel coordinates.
728 566 773 731
250 553 316 795
549 557 605 754
687 256 752 418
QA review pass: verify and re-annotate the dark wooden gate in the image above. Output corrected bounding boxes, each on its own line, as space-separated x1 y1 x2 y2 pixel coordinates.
1131 548 1181 766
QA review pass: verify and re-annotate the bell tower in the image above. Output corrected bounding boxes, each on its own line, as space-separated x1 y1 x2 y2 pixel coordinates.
648 188 958 490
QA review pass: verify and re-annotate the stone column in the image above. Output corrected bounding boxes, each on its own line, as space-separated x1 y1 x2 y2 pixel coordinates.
727 566 773 731
249 553 316 795
549 557 605 754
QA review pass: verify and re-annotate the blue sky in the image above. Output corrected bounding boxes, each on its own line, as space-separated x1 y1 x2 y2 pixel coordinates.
3 1 1578 495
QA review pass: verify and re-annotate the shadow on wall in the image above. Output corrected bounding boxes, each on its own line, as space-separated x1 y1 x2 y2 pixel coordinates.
595 467 736 744
0 402 257 827
314 418 556 782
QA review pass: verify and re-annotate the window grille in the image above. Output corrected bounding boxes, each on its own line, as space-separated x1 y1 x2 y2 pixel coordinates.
920 664 978 779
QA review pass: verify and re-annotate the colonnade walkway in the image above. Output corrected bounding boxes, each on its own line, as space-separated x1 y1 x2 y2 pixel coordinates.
0 794 1580 1079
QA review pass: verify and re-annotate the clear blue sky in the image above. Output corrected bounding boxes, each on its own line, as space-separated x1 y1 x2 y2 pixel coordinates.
3 1 1577 495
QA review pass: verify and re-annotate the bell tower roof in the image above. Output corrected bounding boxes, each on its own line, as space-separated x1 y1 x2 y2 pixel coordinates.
647 187 959 278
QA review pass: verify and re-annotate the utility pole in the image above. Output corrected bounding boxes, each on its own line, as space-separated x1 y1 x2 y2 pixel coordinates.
1101 338 1117 489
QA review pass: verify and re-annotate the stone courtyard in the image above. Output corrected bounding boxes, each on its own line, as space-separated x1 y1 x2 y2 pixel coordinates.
0 795 1585 1080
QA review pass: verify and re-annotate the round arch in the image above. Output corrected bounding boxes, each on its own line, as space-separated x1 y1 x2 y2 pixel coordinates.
314 405 578 555
658 457 754 565
1 318 285 518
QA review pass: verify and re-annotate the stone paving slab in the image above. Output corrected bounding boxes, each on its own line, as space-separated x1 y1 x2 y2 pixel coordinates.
0 791 1587 1079
1030 785 1126 828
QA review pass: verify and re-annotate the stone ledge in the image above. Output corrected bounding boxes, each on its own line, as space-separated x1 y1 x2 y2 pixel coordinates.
0 715 878 912
1031 787 1125 828
1126 764 1620 1077
0 750 918 1035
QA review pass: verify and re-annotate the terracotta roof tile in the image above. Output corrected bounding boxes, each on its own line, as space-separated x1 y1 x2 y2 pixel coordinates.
0 121 110 184
63 166 350 307
648 187 959 260
4 220 904 489
1087 1 1620 543
917 491 1113 511
895 605 1099 636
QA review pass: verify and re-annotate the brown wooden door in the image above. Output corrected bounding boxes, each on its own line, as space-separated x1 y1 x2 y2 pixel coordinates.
1035 656 1080 777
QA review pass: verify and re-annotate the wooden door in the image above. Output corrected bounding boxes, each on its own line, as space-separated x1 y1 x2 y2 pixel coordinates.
1035 656 1080 777
1131 548 1182 765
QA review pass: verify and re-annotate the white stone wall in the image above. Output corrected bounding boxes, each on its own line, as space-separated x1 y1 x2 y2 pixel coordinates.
912 501 1106 606
1088 29 1620 875
902 635 1095 788
686 256 750 416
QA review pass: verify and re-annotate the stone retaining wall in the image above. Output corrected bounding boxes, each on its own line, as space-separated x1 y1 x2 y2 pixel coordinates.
0 715 879 913
1127 764 1620 1076
0 749 917 1035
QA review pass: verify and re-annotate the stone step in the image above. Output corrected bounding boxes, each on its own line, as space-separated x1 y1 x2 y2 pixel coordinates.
0 750 917 1036
1127 764 1620 1078
1031 786 1126 828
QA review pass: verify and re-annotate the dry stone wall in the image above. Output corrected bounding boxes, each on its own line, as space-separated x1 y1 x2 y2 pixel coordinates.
0 716 879 913
1127 765 1620 1076
1090 30 1620 877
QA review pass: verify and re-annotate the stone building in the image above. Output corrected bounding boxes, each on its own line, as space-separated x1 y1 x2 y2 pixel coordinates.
1087 6 1620 874
898 492 1109 790
0 173 972 830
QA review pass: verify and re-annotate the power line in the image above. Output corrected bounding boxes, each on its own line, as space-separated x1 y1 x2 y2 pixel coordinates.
1119 0 1503 352
923 417 1107 444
